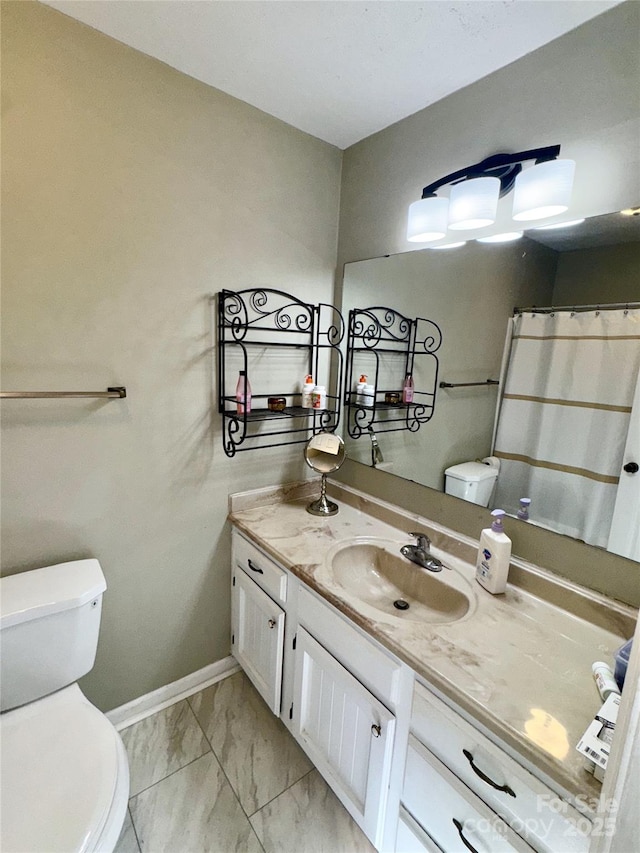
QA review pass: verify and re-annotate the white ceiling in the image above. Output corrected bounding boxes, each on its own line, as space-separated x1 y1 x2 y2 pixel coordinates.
42 0 620 150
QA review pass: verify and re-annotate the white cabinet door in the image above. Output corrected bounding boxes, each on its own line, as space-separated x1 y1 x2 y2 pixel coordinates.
292 627 396 848
232 568 285 715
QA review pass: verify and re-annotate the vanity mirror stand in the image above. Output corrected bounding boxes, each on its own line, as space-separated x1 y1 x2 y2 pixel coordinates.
304 432 346 516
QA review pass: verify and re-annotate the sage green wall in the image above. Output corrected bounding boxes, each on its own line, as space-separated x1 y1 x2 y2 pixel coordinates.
553 242 640 305
1 1 341 710
336 3 640 606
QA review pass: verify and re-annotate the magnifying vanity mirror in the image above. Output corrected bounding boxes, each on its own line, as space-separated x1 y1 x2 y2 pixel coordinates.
341 208 640 562
304 432 346 516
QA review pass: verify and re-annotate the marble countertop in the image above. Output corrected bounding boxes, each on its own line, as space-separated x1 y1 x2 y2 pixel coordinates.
228 479 637 806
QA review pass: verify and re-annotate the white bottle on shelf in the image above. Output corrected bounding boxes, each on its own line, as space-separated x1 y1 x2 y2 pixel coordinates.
311 384 326 409
362 383 375 408
355 374 367 406
475 509 511 594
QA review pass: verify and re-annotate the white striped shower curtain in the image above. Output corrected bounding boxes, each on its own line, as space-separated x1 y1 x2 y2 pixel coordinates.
492 308 640 548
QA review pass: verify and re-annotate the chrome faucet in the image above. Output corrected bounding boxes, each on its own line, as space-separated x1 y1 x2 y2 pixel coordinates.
367 426 384 467
401 532 443 572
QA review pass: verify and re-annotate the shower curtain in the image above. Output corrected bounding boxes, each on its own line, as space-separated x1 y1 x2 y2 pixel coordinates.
492 308 640 548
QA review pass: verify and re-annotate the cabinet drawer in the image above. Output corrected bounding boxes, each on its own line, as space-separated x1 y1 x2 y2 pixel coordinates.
232 529 287 604
411 683 589 853
297 584 402 709
403 736 532 853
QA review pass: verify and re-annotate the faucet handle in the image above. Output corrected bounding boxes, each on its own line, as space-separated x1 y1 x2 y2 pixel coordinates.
408 531 431 550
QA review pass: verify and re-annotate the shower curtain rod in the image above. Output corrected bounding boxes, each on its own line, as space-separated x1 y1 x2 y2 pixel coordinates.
513 301 640 315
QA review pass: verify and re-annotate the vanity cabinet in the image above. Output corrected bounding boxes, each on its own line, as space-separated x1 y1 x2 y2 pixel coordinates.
230 526 592 853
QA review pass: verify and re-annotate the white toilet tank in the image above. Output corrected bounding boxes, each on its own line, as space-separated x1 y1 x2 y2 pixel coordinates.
444 461 499 507
0 560 106 712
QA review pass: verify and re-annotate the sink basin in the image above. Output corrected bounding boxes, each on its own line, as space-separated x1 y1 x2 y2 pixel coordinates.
324 537 475 624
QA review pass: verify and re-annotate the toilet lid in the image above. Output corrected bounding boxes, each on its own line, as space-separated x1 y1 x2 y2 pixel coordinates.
1 684 123 853
444 461 499 482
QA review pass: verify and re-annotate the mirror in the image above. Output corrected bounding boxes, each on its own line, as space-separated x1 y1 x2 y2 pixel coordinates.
305 432 346 516
341 209 640 560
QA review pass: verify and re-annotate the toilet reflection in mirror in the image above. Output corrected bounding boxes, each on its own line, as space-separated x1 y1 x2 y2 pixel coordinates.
304 432 346 516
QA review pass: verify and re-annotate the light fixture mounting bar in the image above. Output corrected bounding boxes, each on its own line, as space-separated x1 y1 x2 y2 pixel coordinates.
421 145 561 199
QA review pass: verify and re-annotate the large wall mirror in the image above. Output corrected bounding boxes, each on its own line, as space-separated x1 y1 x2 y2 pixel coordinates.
341 208 640 563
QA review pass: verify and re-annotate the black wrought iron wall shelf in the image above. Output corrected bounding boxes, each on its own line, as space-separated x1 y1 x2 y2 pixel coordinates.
217 289 344 457
345 306 442 439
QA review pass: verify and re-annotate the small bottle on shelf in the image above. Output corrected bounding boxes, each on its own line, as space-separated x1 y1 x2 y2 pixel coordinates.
236 370 252 415
311 384 326 409
301 374 315 408
402 373 414 404
356 374 367 406
362 382 375 408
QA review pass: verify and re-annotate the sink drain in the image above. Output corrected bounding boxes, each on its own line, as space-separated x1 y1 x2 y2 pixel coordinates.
393 599 410 611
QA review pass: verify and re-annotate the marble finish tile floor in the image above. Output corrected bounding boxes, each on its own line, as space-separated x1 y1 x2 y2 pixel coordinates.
114 671 375 853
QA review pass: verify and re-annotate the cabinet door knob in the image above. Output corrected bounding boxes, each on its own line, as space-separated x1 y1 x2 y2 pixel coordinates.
623 462 639 474
371 723 381 738
268 619 276 629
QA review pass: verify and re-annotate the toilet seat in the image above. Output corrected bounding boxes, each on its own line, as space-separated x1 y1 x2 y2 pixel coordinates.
1 683 129 853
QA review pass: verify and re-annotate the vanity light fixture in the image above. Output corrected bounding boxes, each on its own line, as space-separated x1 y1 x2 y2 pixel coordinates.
621 207 640 217
407 145 575 243
477 232 523 243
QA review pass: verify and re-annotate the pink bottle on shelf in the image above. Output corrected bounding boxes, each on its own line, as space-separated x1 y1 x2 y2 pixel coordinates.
402 373 414 404
236 370 252 414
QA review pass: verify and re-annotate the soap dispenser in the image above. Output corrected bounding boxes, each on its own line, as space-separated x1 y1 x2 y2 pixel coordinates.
475 509 511 594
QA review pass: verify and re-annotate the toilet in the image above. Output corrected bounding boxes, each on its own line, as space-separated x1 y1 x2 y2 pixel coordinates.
0 559 129 853
444 460 499 506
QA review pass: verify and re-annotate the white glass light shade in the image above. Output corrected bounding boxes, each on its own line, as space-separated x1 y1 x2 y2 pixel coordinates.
477 231 523 243
407 197 449 242
448 176 500 231
512 159 575 222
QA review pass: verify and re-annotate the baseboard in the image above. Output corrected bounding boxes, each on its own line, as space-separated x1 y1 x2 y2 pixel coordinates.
106 655 241 731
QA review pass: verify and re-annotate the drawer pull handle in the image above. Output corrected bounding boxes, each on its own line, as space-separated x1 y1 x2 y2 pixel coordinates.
463 749 516 797
452 819 479 853
371 724 381 738
268 619 276 629
247 559 264 574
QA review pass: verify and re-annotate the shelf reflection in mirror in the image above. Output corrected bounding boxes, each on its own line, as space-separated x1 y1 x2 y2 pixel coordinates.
341 208 640 563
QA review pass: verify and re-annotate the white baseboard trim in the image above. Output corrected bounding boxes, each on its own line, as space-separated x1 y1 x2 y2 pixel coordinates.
106 656 241 731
